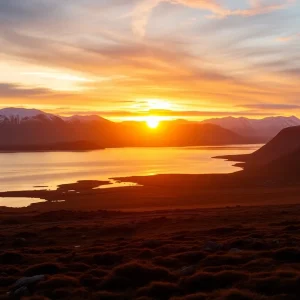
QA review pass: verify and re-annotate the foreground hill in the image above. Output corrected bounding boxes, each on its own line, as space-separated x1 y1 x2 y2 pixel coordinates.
0 108 250 150
241 143 300 184
218 126 300 169
261 147 300 179
202 116 300 140
248 126 300 165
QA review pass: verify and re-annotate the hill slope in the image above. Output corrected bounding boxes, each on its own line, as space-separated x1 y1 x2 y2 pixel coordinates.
218 126 300 171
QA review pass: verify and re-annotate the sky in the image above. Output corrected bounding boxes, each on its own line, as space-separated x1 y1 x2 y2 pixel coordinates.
1 0 300 121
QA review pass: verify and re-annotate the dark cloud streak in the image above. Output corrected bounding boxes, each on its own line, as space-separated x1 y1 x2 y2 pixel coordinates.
55 108 273 118
0 83 67 98
240 103 300 110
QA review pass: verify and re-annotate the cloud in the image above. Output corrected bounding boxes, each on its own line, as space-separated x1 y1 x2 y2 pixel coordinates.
0 0 299 117
132 0 295 37
276 33 300 42
0 28 237 88
132 0 222 37
1 25 299 113
0 83 64 98
132 0 161 37
143 108 274 117
54 108 273 118
240 103 300 110
220 0 295 17
276 36 293 42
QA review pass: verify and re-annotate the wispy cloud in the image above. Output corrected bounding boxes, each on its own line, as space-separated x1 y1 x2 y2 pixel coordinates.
51 108 274 118
22 72 93 83
240 103 300 110
276 33 300 42
0 83 61 98
132 0 295 37
0 0 300 119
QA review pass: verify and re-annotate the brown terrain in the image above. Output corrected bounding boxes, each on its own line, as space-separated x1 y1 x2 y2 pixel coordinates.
1 126 300 299
2 173 300 299
2 203 300 299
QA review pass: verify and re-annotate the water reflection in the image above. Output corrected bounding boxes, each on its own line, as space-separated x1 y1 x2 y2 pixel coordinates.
0 145 260 192
0 197 46 208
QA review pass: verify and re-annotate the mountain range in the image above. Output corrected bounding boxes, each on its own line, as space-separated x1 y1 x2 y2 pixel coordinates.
0 108 249 150
201 116 300 140
0 108 109 125
2 107 300 151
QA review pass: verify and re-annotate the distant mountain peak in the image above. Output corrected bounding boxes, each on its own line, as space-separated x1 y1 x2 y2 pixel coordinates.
0 107 59 125
202 115 300 139
0 107 111 125
63 114 110 123
0 107 46 118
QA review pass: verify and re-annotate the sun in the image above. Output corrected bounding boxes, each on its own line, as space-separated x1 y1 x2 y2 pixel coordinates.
146 116 160 129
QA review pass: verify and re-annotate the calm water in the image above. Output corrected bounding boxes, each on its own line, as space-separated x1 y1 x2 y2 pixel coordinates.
0 145 260 193
0 197 46 208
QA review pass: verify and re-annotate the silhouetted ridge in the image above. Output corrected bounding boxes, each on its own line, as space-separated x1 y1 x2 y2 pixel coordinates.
202 116 300 140
249 126 300 164
218 126 300 169
0 107 251 150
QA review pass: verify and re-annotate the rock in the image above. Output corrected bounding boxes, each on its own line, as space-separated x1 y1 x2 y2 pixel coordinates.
229 248 242 253
9 275 45 296
203 241 222 252
13 275 45 289
180 265 197 276
13 286 29 297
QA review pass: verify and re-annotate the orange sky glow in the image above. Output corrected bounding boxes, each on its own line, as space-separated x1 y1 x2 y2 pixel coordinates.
1 0 300 122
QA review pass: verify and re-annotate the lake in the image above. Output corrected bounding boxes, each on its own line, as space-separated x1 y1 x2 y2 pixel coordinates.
0 145 260 193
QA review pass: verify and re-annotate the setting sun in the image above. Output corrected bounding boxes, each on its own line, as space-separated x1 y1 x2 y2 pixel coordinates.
146 116 160 129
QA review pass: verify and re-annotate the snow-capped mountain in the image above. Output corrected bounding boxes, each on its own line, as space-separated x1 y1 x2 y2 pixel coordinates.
201 116 300 139
0 107 116 147
0 108 47 118
0 108 111 125
0 107 60 124
63 115 109 123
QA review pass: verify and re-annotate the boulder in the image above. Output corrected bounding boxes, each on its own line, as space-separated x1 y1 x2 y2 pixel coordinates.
9 275 45 297
229 248 242 253
180 265 198 276
203 241 222 252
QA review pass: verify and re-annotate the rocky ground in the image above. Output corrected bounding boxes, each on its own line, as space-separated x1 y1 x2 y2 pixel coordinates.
1 204 300 299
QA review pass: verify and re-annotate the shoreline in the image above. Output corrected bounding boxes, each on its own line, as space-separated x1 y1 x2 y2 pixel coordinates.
0 143 261 153
1 172 300 212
